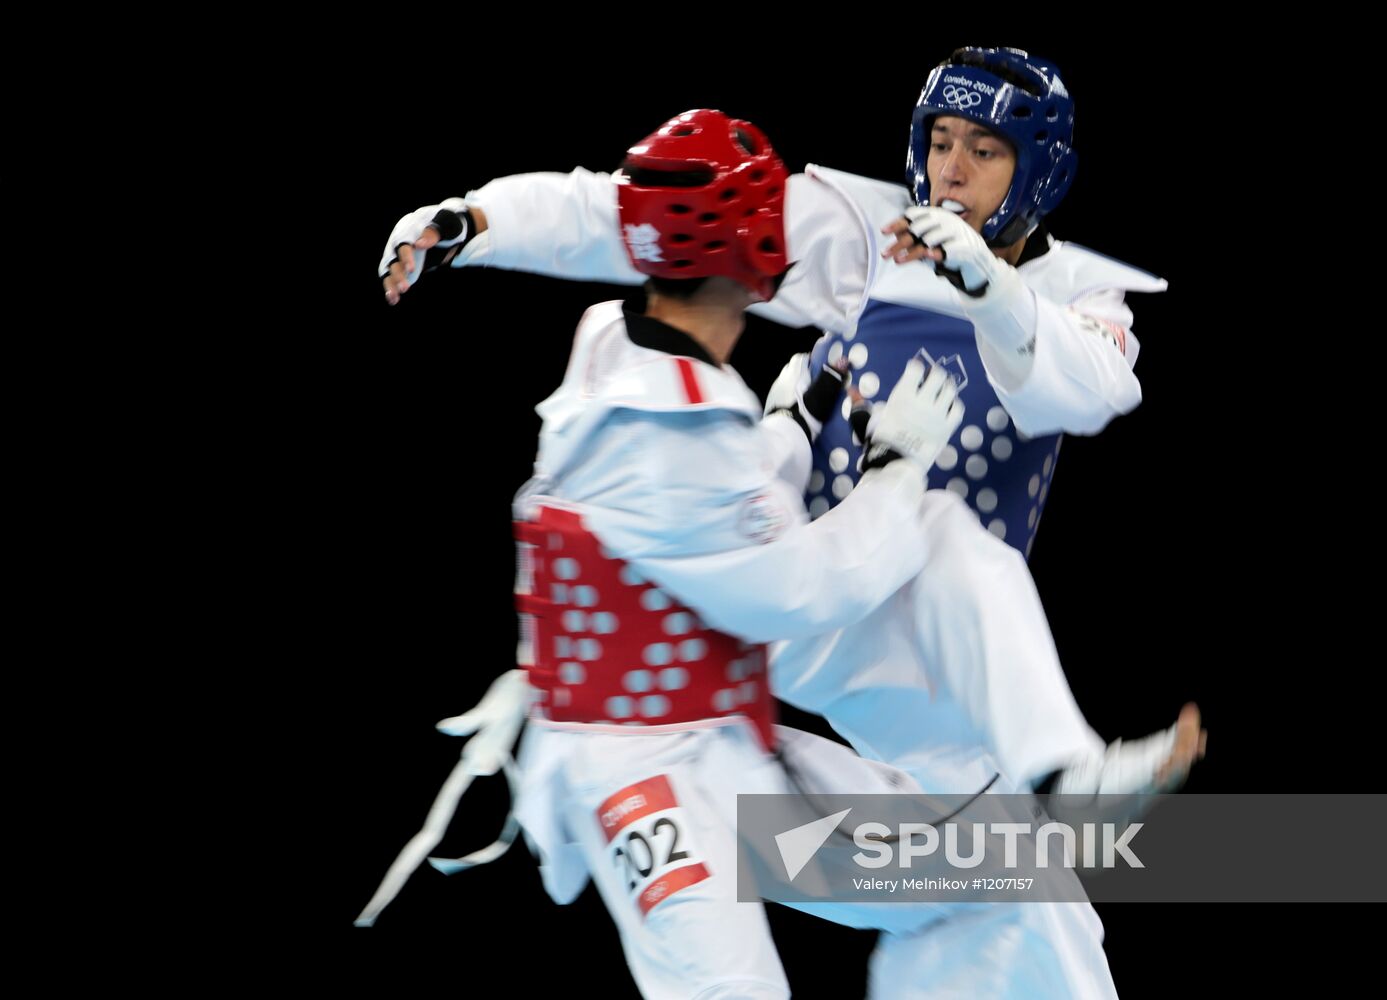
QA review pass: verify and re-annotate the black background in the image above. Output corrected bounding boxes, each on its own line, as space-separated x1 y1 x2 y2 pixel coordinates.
315 32 1366 996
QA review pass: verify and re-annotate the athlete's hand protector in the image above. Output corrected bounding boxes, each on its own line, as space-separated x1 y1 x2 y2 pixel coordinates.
906 206 1037 366
378 197 479 282
765 353 848 443
905 206 1017 299
864 358 964 476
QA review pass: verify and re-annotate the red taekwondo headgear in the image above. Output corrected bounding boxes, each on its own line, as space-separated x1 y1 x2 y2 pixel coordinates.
616 109 790 302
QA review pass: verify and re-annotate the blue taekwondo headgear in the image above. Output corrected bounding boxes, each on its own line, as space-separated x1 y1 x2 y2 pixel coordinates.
907 47 1078 248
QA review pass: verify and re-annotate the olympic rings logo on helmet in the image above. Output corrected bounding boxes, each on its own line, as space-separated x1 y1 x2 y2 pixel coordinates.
941 85 983 109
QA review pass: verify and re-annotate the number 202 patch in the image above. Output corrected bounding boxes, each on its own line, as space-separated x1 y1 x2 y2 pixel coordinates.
597 774 710 918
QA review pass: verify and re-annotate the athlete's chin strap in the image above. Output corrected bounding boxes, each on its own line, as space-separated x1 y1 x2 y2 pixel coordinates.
355 670 532 927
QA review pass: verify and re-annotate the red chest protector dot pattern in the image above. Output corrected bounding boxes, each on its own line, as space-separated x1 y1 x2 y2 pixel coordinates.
515 504 775 750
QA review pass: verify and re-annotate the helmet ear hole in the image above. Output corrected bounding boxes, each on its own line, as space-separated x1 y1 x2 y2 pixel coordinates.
733 128 758 155
1011 106 1032 119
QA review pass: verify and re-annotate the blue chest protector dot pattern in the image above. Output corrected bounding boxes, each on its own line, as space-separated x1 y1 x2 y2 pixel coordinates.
807 299 1063 560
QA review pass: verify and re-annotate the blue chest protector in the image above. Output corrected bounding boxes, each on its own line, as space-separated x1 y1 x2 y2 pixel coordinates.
807 299 1063 559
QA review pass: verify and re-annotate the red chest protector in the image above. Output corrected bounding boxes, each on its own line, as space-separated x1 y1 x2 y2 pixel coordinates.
514 503 775 750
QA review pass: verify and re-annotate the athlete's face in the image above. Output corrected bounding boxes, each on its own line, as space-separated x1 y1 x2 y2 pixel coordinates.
925 115 1016 236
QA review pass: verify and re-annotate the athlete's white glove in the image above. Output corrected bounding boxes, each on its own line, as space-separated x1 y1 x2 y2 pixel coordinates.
905 205 1037 379
903 205 1011 296
863 358 964 476
378 197 483 282
764 353 848 443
